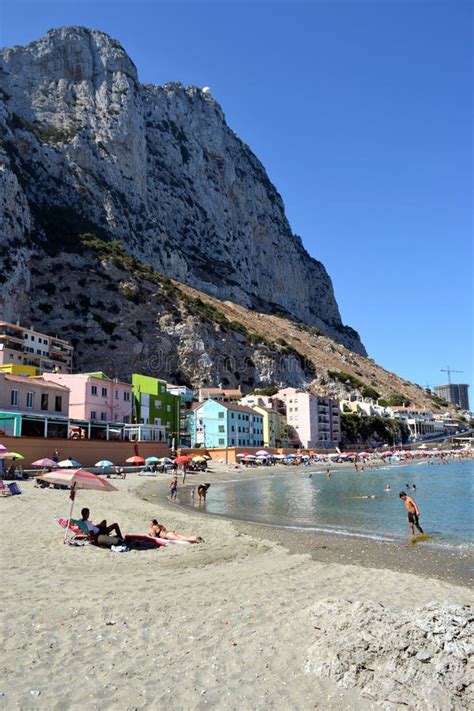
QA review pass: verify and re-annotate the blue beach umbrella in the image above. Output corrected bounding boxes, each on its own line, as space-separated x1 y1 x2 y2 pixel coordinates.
145 456 160 464
95 459 114 468
58 458 81 468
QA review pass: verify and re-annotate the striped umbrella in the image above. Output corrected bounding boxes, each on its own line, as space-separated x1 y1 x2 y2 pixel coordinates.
32 458 60 468
36 469 118 542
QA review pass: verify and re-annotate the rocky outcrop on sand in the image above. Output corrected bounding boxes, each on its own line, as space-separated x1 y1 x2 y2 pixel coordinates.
0 26 365 355
305 600 473 710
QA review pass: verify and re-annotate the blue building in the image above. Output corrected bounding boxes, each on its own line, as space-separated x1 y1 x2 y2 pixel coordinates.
187 400 264 448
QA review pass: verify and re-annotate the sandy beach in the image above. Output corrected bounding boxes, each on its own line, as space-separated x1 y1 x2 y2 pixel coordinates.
1 469 473 710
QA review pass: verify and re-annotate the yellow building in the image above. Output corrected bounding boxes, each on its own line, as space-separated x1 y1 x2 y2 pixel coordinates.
253 406 289 448
0 363 38 376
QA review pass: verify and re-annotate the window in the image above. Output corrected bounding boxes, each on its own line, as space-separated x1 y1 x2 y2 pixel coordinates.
231 412 234 418
218 425 225 433
231 439 235 445
218 412 225 419
124 392 130 401
155 400 162 408
123 415 130 423
10 389 18 407
90 410 97 420
101 387 108 397
41 393 49 410
166 404 171 412
55 396 62 412
115 390 119 400
101 412 107 421
218 438 225 445
91 385 98 396
36 349 41 355
231 426 235 432
26 392 34 408
154 418 161 425
31 335 35 341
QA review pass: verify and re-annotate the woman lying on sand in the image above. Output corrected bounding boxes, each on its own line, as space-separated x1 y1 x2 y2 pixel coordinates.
150 519 204 543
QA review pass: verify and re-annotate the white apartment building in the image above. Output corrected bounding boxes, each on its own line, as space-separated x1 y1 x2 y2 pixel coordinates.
387 406 437 439
0 321 73 373
275 388 341 448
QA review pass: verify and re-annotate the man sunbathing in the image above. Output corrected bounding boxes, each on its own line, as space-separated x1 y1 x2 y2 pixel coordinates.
75 507 125 546
149 519 203 543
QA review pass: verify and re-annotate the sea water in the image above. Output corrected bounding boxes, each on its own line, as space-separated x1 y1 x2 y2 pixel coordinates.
197 459 474 549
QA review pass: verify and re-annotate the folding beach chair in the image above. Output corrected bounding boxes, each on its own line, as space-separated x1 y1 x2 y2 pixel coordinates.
55 517 88 543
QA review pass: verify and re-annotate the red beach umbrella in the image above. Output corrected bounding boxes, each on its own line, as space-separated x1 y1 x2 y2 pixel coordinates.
174 455 194 464
126 455 145 465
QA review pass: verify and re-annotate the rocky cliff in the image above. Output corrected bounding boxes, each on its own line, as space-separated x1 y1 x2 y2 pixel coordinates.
0 26 365 355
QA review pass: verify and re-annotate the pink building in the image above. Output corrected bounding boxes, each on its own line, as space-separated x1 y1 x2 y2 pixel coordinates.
42 372 132 423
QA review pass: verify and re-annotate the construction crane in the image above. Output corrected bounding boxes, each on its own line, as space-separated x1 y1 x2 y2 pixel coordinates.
440 366 463 385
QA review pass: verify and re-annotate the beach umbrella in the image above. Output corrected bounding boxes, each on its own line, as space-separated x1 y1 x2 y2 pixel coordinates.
0 444 7 452
95 459 114 468
174 455 194 464
256 450 269 457
273 454 287 460
159 457 173 463
287 453 298 458
58 459 81 468
192 455 207 462
36 469 118 542
32 457 60 468
126 455 145 465
145 456 160 464
236 453 250 458
0 451 24 460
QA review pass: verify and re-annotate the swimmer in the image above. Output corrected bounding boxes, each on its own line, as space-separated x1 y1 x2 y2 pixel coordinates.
326 469 332 478
412 483 416 491
384 485 391 491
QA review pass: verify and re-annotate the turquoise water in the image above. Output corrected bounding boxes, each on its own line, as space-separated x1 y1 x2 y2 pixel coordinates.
198 460 474 548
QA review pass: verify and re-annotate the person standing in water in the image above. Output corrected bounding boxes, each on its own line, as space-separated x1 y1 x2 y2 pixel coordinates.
169 476 178 501
399 491 424 536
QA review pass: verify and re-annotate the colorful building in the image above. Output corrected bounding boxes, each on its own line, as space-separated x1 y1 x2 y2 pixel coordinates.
0 372 70 437
0 321 73 373
132 374 180 445
167 384 194 446
275 388 341 449
187 400 264 448
42 372 132 423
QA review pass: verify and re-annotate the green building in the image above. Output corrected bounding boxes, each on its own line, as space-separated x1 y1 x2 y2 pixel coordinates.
131 374 180 445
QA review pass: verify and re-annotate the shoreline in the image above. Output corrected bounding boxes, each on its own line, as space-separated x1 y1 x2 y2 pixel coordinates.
139 464 474 588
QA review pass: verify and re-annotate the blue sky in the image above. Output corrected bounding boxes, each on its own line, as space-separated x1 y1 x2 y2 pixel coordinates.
2 0 472 400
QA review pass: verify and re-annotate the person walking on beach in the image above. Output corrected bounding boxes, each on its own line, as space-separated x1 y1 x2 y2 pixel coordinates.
169 476 178 501
399 491 424 537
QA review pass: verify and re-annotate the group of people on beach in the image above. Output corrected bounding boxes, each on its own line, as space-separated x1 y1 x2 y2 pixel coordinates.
72 507 204 548
169 477 210 505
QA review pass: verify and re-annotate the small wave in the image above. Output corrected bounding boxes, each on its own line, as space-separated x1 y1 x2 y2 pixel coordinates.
270 523 397 543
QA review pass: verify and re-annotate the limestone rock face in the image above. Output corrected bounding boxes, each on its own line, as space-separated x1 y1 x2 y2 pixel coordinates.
0 26 365 357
